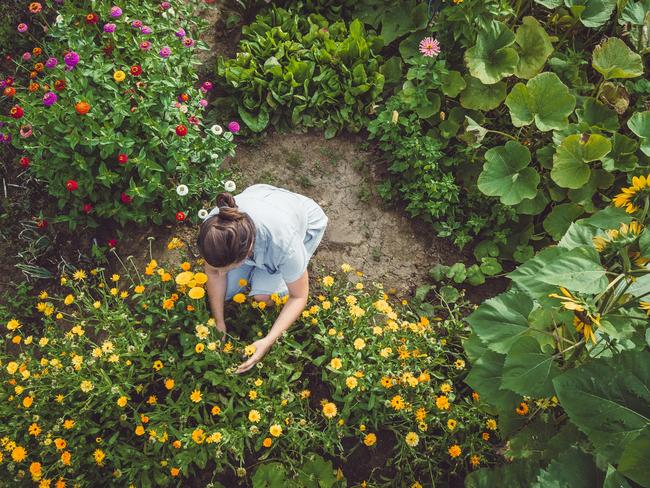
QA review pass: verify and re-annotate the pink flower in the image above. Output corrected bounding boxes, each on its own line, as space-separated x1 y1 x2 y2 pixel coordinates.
19 124 33 138
228 121 240 133
199 99 208 107
140 41 152 51
18 23 28 33
188 115 200 125
201 81 213 92
132 20 143 29
419 37 441 57
22 52 32 61
159 46 171 58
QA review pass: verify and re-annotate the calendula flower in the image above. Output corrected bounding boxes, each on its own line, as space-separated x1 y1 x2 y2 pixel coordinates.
233 293 246 304
322 402 337 418
435 395 451 410
189 287 205 299
330 358 342 370
269 424 283 437
405 432 419 447
364 433 377 446
248 409 261 422
190 389 202 403
448 444 462 458
353 338 366 350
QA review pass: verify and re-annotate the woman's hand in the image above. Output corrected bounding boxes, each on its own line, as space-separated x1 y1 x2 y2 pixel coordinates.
216 320 227 342
236 336 274 374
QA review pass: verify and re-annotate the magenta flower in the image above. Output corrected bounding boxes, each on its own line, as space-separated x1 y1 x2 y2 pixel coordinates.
132 20 143 28
45 57 58 68
0 133 12 144
22 52 32 61
43 92 58 107
141 26 153 35
64 51 80 69
140 41 152 51
201 81 213 92
110 6 122 18
228 121 240 133
199 99 208 107
182 37 195 48
18 23 28 33
161 2 172 9
104 23 116 33
419 37 441 57
175 27 186 38
188 115 200 126
159 46 171 58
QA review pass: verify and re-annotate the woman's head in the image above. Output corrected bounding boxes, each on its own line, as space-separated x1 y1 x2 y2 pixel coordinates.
197 192 255 269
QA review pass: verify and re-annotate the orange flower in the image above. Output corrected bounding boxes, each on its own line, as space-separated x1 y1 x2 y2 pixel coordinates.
262 437 272 448
170 467 180 477
515 402 529 416
75 101 90 115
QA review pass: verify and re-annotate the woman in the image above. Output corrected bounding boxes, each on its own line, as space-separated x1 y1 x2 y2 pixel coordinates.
197 183 328 374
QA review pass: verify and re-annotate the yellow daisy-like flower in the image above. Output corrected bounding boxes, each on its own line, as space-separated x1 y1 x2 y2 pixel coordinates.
341 263 352 273
244 344 256 356
353 338 366 350
72 269 86 281
322 276 334 287
269 424 283 437
93 448 106 465
435 395 451 411
135 425 145 436
573 314 600 344
190 389 202 403
470 455 481 468
134 285 145 294
113 70 126 83
390 395 406 411
238 278 248 287
6 319 20 331
262 437 272 448
486 419 497 430
447 419 457 430
640 301 650 315
346 376 358 389
363 433 377 446
248 409 261 423
454 359 466 370
175 271 194 286
322 402 337 418
330 357 342 370
195 343 205 354
405 432 419 447
117 396 127 407
448 444 462 458
11 445 27 462
191 428 205 444
165 378 175 390
188 287 205 299
80 380 94 393
612 173 650 214
153 360 163 371
233 293 247 304
64 294 74 305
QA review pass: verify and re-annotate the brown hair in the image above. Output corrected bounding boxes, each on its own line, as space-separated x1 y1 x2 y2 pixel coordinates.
197 192 256 268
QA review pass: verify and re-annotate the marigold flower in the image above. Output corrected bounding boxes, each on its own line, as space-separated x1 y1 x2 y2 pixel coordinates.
11 446 27 462
190 389 202 403
448 444 462 458
435 395 451 411
363 433 377 446
233 293 246 304
248 409 261 422
75 101 90 115
322 402 337 418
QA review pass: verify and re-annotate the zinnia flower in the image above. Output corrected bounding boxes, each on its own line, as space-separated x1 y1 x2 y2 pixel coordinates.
110 6 122 18
10 105 24 119
64 51 80 69
104 23 116 33
130 65 142 76
198 209 209 219
228 121 240 133
159 46 172 58
175 124 187 136
176 184 189 196
140 41 152 51
121 192 132 204
141 26 153 35
201 81 213 92
182 37 195 47
22 52 31 61
66 180 78 191
29 2 43 14
19 125 33 138
113 70 126 82
18 23 29 33
43 92 57 107
45 57 58 68
132 20 143 28
419 37 441 57
224 180 236 192
85 13 99 24
210 124 223 136
175 27 186 38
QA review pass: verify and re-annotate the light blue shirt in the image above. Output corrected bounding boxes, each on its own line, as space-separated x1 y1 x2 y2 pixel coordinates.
207 184 328 283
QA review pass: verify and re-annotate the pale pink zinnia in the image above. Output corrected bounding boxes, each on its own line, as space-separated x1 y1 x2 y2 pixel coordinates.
419 37 441 57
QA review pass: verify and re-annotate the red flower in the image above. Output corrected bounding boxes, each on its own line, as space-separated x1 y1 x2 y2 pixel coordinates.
176 211 186 221
9 105 24 119
36 218 48 229
3 87 16 97
75 101 90 115
85 13 99 24
107 239 117 248
66 180 78 191
19 157 30 168
179 93 189 102
130 65 142 76
120 192 132 204
175 124 187 137
103 45 114 57
82 203 93 214
4 76 14 86
117 153 128 165
54 79 66 91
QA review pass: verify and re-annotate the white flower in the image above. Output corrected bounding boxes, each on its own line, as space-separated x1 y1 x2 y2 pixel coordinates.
55 15 64 25
198 209 209 220
210 124 223 136
179 105 188 114
224 180 236 192
176 184 189 196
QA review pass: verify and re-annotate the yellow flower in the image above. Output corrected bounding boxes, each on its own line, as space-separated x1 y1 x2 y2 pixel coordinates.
248 390 258 400
353 338 366 350
486 419 497 430
436 396 451 410
93 448 106 465
190 389 202 403
390 395 405 410
189 287 205 299
233 293 247 304
195 343 205 353
299 390 311 399
113 70 126 82
244 344 256 356
63 419 75 429
110 287 119 296
322 402 337 418
405 432 419 447
175 271 194 286
330 357 342 370
363 433 376 446
454 359 466 370
6 362 18 375
135 425 145 436
238 278 248 287
346 376 358 389
191 428 205 444
447 419 457 430
448 444 462 458
341 263 352 272
134 285 145 294
117 396 127 407
181 261 191 271
64 294 74 305
153 360 163 371
355 282 364 290
269 424 283 437
640 301 650 315
248 409 261 423
80 380 94 393
11 446 27 462
322 276 334 287
470 455 480 467
164 378 175 390
211 405 221 416
93 301 101 309
322 300 331 310
440 383 452 393
262 437 272 448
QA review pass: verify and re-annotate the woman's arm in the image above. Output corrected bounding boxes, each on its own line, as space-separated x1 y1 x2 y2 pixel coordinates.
204 263 228 335
235 269 309 373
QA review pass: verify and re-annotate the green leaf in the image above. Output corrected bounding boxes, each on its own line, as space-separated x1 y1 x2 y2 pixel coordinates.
474 240 500 260
502 337 560 397
459 76 507 111
551 133 612 189
380 56 403 84
532 448 600 488
602 133 639 172
464 345 520 410
514 17 554 79
640 228 650 258
465 460 541 488
534 0 563 6
576 98 620 132
553 350 650 464
505 72 576 131
603 465 633 488
516 191 550 215
239 106 270 132
467 265 486 286
478 141 539 205
466 291 535 354
592 37 644 80
627 111 650 156
565 0 617 28
480 257 503 276
252 463 288 487
441 70 466 97
465 21 519 84
618 427 650 487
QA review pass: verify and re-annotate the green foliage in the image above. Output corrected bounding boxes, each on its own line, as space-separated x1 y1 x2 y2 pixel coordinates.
215 7 385 137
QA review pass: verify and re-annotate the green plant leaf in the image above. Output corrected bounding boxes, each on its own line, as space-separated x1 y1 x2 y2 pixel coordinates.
465 21 519 84
514 17 554 79
640 228 650 258
602 133 639 172
380 56 403 84
467 265 486 286
441 70 466 97
480 257 503 276
553 351 650 465
576 98 620 131
543 203 585 241
459 76 507 110
465 460 542 488
567 169 614 211
516 191 550 215
478 141 539 205
618 427 650 487
239 106 270 132
502 337 561 397
592 37 644 80
565 0 617 28
464 344 521 412
551 133 612 189
604 465 633 488
627 111 650 156
505 72 576 131
466 291 535 354
531 448 599 488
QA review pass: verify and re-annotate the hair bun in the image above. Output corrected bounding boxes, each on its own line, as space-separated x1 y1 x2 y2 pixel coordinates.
216 192 237 208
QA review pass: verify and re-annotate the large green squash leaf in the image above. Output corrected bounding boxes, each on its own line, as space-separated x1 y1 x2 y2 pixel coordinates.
602 133 639 172
466 291 536 354
505 72 576 131
618 427 650 487
531 448 599 488
459 76 507 110
465 21 519 84
543 203 585 240
551 133 612 189
465 460 541 488
627 111 650 156
502 336 561 397
575 98 620 132
478 141 539 205
565 0 617 28
441 70 466 97
604 465 633 488
553 350 650 465
592 37 644 80
515 17 554 79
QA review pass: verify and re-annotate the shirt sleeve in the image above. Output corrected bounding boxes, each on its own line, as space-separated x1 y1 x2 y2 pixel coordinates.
277 235 308 284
